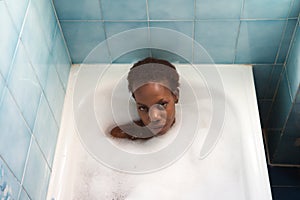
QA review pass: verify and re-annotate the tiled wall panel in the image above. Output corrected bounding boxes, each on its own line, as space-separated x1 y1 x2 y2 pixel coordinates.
0 0 71 199
53 0 299 65
267 22 300 165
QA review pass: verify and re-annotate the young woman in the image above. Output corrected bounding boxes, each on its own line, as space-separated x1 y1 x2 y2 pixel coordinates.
110 57 180 139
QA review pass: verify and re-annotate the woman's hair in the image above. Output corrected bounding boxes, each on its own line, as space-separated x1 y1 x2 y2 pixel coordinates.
127 57 180 95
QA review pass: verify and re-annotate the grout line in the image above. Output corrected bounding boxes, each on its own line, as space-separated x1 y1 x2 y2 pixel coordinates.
20 37 60 128
3 0 30 87
234 0 246 64
31 133 53 172
269 70 293 162
98 0 112 63
17 135 33 199
274 19 288 64
240 18 290 21
58 18 299 22
259 99 274 102
274 0 295 64
264 65 284 128
50 0 72 64
146 0 150 22
192 0 196 63
268 163 300 167
146 0 152 57
2 42 36 136
262 65 277 99
252 63 284 66
0 154 23 199
272 185 300 188
283 16 299 66
232 21 242 64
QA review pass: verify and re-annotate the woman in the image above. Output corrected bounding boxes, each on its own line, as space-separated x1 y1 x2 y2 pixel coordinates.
110 57 180 139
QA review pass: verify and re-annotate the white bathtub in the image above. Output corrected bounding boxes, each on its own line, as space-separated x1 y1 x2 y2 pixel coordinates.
47 64 272 200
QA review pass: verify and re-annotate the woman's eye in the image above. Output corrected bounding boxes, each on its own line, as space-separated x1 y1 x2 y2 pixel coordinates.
138 106 148 112
160 102 168 108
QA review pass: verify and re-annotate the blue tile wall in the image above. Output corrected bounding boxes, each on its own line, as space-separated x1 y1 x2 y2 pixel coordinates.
195 20 240 63
286 24 300 99
0 158 21 199
0 0 71 199
53 0 299 64
196 0 242 19
101 0 147 20
148 0 194 20
266 18 300 165
242 0 293 19
23 138 51 200
235 20 286 64
60 21 106 63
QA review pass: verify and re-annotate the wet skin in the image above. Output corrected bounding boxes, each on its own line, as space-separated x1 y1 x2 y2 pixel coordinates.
110 82 178 139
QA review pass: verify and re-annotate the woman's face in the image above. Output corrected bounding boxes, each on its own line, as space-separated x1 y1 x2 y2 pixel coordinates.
133 82 178 135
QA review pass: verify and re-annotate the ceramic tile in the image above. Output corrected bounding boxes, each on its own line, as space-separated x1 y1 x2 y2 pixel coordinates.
148 0 194 20
53 0 101 20
151 49 189 63
149 21 193 37
242 0 293 19
19 188 30 200
0 75 4 105
81 40 111 64
286 26 300 100
236 20 286 63
196 0 242 19
44 64 65 126
150 27 193 62
296 88 300 103
258 100 272 128
7 41 42 130
23 139 51 200
268 69 293 129
283 103 300 137
289 0 300 18
0 1 19 79
52 27 71 90
5 0 29 32
273 134 300 164
265 65 283 99
271 187 300 199
195 21 239 63
101 0 147 20
113 49 151 63
266 130 282 162
253 65 273 99
277 19 297 63
108 27 149 62
33 94 59 167
193 40 216 64
21 1 51 88
0 158 21 199
31 0 57 51
0 88 31 181
105 22 148 38
61 21 106 63
268 166 300 186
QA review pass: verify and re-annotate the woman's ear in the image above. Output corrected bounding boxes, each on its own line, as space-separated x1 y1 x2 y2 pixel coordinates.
172 89 179 103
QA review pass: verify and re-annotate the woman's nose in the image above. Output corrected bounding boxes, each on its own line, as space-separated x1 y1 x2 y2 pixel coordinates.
148 104 164 122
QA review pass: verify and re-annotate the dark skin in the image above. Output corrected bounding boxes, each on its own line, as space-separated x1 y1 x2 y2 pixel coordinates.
110 82 178 140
